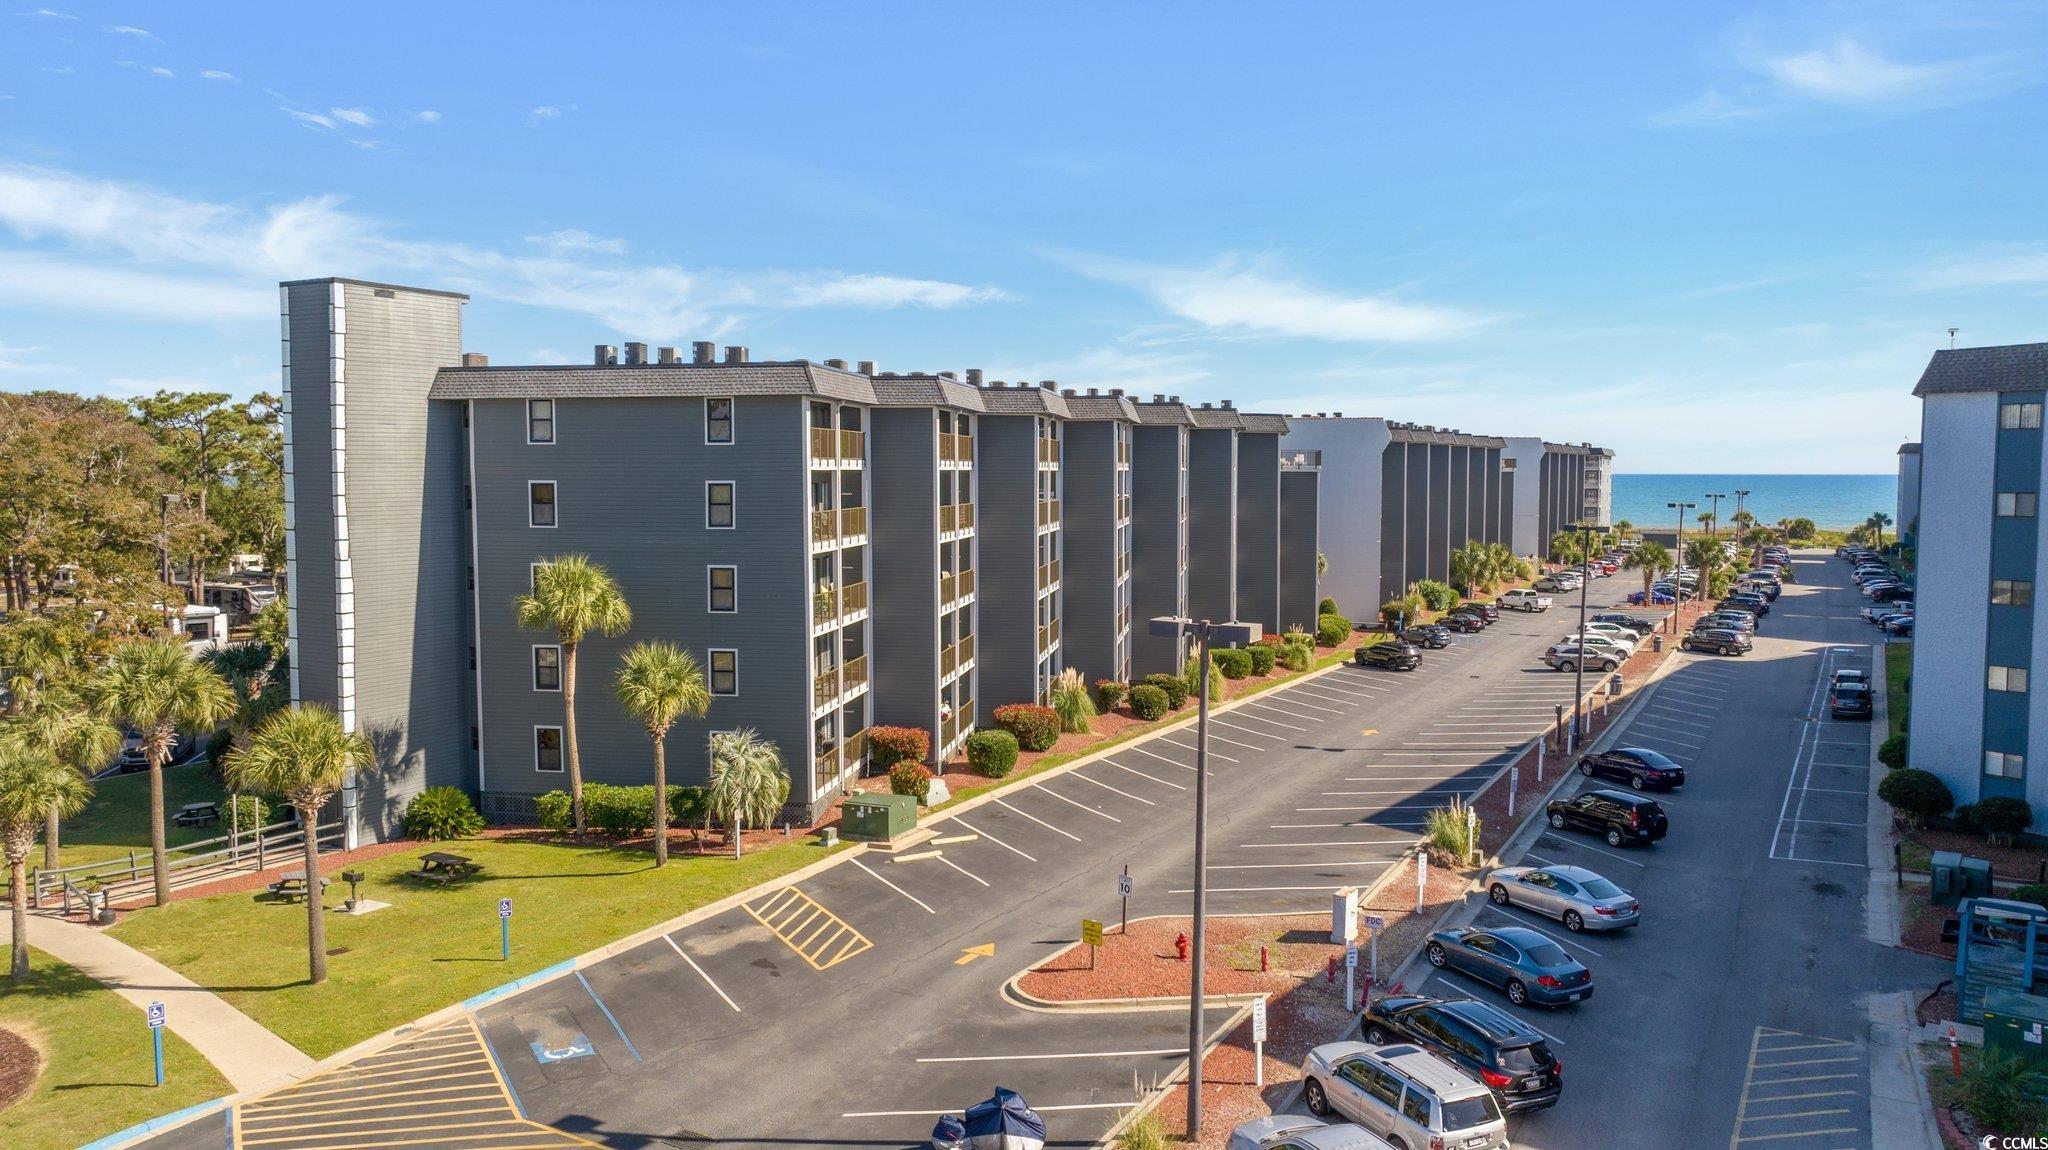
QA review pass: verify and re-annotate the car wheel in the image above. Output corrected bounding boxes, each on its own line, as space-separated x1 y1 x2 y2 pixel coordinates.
1364 1023 1392 1045
1630 775 1646 791
1549 812 1566 829
1560 661 1576 673
1304 1077 1331 1117
1563 910 1584 932
1506 979 1529 1006
1490 883 1510 905
1602 660 1619 671
1426 942 1448 967
1606 828 1626 848
1578 760 1594 776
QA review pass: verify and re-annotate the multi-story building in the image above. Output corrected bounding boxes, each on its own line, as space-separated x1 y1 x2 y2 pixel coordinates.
1056 388 1139 685
1898 442 1922 547
1908 342 2048 830
1584 446 1614 529
1130 397 1194 677
1187 403 1243 624
974 383 1070 719
1500 437 1608 558
1280 450 1324 634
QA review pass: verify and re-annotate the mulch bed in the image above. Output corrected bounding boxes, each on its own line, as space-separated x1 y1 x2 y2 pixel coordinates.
1902 827 2048 886
1901 898 1958 961
0 1025 40 1113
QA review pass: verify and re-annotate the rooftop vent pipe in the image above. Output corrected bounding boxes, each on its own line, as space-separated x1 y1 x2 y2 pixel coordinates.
966 368 985 386
657 346 678 364
825 358 849 369
594 344 618 366
692 341 717 364
723 346 749 365
857 360 878 376
623 342 649 365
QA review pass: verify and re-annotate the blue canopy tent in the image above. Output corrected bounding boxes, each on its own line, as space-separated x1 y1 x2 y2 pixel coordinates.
931 1088 1048 1150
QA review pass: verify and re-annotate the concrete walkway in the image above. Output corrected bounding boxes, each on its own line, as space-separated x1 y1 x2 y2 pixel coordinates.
2 913 314 1093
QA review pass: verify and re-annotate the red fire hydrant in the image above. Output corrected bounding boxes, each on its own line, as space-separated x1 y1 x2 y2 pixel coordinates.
1175 931 1190 962
1260 945 1270 973
1327 956 1338 984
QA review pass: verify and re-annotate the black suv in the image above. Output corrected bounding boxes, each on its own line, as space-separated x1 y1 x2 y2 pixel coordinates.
1577 747 1686 791
1400 624 1453 649
1547 789 1669 847
1590 612 1655 636
1361 995 1563 1113
1829 681 1873 720
1681 627 1751 656
1725 594 1770 617
1356 641 1423 671
1439 612 1485 634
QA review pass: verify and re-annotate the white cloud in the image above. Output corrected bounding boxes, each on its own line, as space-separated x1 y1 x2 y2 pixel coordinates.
1657 36 2020 124
0 252 273 320
283 108 335 130
528 229 625 256
1910 246 2048 291
414 110 441 123
103 23 153 39
0 339 48 370
1071 254 1490 343
18 7 75 18
1762 39 1967 104
775 273 1005 310
41 65 72 75
200 69 237 82
985 346 1211 395
148 66 174 79
331 107 373 127
1650 88 1767 126
350 139 383 151
531 105 562 119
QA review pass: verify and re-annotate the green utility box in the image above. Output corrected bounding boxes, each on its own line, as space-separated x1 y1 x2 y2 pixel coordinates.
1983 988 2048 1075
1932 852 1995 907
840 793 917 843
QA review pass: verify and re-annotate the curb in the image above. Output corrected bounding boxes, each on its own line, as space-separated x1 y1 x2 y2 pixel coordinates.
76 1097 236 1150
1093 999 1262 1147
1867 637 1903 946
997 914 1282 1015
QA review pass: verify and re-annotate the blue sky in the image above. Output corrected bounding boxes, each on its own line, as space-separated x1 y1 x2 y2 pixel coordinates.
2 2 2044 472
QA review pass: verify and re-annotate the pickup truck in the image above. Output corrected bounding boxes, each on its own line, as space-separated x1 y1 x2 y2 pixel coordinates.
1498 589 1553 612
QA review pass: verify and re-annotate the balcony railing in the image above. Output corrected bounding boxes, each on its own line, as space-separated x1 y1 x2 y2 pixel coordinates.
813 587 838 624
814 744 839 779
1117 605 1130 634
1037 620 1061 652
841 581 868 616
941 643 957 678
958 568 976 598
943 703 973 750
810 427 837 460
840 506 867 538
1117 494 1131 522
813 667 838 708
811 508 836 541
957 501 975 530
1039 439 1061 464
940 433 974 463
1117 551 1131 581
942 501 976 533
955 634 974 666
940 572 958 604
843 729 867 773
1037 559 1059 589
839 429 865 460
1117 442 1130 466
842 654 868 693
1037 499 1061 527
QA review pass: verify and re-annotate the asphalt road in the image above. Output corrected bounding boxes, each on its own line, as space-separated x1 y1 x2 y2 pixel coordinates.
1416 551 1942 1150
134 576 1643 1150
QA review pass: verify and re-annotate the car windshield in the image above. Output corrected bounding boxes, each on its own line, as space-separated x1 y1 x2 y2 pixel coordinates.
1526 941 1572 966
1632 750 1678 769
1441 1094 1504 1129
1497 1042 1553 1072
1581 877 1625 899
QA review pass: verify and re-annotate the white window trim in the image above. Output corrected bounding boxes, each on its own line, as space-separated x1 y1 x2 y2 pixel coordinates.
529 479 558 528
709 648 739 696
529 561 549 591
705 397 735 445
706 480 736 530
707 564 738 613
527 398 556 446
1986 749 2026 779
534 724 565 773
532 644 563 692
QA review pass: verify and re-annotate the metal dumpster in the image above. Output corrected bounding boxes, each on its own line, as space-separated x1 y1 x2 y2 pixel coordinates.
840 793 916 843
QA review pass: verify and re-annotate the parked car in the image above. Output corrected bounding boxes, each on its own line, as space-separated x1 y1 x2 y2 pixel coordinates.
116 729 198 773
1699 611 1756 632
1461 602 1501 622
1628 589 1676 606
1869 584 1912 603
1831 668 1870 690
1356 641 1423 671
1439 612 1485 634
1424 925 1595 1007
1560 632 1634 659
1498 589 1552 612
1577 746 1687 791
1301 1042 1510 1150
1547 788 1669 847
1360 996 1564 1112
1227 1116 1394 1150
1591 612 1655 636
1725 593 1770 616
1400 624 1453 649
1830 681 1874 720
1863 602 1911 623
1534 576 1578 594
1681 627 1751 656
1883 615 1915 637
1543 642 1620 673
1487 864 1640 932
1581 621 1642 647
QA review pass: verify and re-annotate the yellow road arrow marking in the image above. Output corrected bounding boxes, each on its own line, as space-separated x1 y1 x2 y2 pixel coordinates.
1360 728 1380 736
955 943 996 965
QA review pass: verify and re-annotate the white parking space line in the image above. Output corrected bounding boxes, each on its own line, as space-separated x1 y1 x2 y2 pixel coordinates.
1772 646 1842 863
1293 684 1368 705
1250 698 1341 719
1223 711 1297 733
1270 820 1426 830
1158 735 1237 763
851 858 937 914
1209 859 1403 870
1193 728 1267 752
1323 789 1476 797
1073 771 1157 806
992 797 1082 843
1797 786 1863 795
1037 784 1124 822
949 815 1038 863
915 1049 1183 1063
938 855 990 887
1401 742 1517 750
845 1101 1139 1118
1243 838 1416 848
663 934 742 1013
1125 744 1198 772
1303 681 1379 701
1298 803 1447 812
1644 699 1720 716
1173 883 1364 894
1785 817 1863 828
1634 712 1715 729
1480 909 1605 956
1535 836 1647 867
1105 759 1187 790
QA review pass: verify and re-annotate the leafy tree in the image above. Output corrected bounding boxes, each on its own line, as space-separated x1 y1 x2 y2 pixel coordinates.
0 391 169 614
1612 519 1633 539
613 641 710 865
706 729 789 858
133 390 280 600
89 638 236 904
0 739 92 980
3 692 120 868
516 555 632 835
1624 541 1671 598
223 705 373 985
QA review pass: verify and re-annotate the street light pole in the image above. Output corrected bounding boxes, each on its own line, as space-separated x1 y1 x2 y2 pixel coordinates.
1706 492 1726 540
1573 523 1605 737
1667 500 1696 630
1734 489 1750 525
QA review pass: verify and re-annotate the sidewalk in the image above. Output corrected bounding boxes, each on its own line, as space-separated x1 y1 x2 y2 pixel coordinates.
0 914 314 1093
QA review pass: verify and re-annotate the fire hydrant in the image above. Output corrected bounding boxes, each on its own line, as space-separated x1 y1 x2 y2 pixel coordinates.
1175 931 1190 962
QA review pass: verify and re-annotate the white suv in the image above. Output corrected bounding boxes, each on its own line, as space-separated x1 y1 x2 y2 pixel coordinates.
1302 1041 1510 1150
1498 589 1552 612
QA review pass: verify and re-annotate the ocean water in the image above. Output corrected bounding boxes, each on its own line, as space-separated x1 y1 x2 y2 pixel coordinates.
1611 474 1894 532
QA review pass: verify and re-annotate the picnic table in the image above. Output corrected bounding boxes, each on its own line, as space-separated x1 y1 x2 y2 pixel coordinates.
173 801 220 828
268 869 329 902
402 851 484 886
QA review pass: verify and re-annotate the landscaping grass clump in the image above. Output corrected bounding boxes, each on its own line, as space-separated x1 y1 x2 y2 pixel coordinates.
1424 796 1480 867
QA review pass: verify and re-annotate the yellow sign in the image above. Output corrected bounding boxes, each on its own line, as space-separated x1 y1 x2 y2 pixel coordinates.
1081 918 1105 947
955 943 996 965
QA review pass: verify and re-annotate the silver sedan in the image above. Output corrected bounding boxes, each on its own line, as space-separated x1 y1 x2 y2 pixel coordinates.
1229 1115 1394 1150
1487 864 1640 932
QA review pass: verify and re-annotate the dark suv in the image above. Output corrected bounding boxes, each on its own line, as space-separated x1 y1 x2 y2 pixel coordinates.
1356 641 1423 671
1590 612 1655 636
1439 611 1485 634
1401 624 1453 649
1576 747 1686 791
1361 995 1563 1113
1829 681 1873 720
1547 789 1669 847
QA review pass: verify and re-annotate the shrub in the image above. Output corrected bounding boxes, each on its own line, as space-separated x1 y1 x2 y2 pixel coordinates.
1380 599 1411 626
1145 672 1189 710
966 730 1020 778
669 785 711 832
535 790 573 833
1119 1111 1169 1150
1513 558 1538 582
1128 684 1169 720
1878 768 1953 829
1247 644 1277 675
1976 796 2034 844
994 703 1060 751
1960 1049 2048 1136
403 786 483 841
2011 884 2048 912
1318 596 1338 617
226 792 271 830
1214 648 1253 679
1094 679 1128 711
1050 667 1096 735
1877 732 1908 771
1184 654 1225 702
869 725 931 771
1414 579 1458 612
585 784 662 837
1424 796 1480 867
1318 612 1351 646
1280 642 1312 672
1255 634 1285 650
889 761 933 803
1952 803 1983 836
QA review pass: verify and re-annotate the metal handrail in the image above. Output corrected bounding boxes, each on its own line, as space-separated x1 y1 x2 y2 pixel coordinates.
34 818 343 907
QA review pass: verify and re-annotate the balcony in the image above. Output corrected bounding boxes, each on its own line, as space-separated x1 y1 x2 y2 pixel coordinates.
1035 559 1059 590
813 587 839 625
840 580 868 616
958 568 976 598
1117 494 1131 522
940 432 975 463
843 654 869 694
941 501 975 533
942 702 973 750
1117 442 1130 467
840 506 867 539
839 429 866 461
1037 499 1061 527
843 729 867 774
1038 439 1061 464
1117 605 1130 634
813 666 839 709
941 642 957 679
814 743 839 779
1117 550 1131 581
1037 619 1061 653
955 634 974 667
809 427 838 461
811 508 836 541
957 501 975 530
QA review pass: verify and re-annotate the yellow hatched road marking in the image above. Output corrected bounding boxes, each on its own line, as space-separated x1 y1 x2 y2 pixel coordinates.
744 886 872 970
239 1106 516 1140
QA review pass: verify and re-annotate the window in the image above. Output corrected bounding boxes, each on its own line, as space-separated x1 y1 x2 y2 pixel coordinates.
534 726 564 773
1993 579 2034 606
706 482 735 529
709 649 737 695
527 399 555 444
1990 666 2030 693
533 645 562 691
708 565 737 613
706 397 734 444
1998 492 2039 518
1400 1089 1432 1126
2002 402 2044 430
1360 1065 1404 1107
529 481 557 527
1986 750 2026 779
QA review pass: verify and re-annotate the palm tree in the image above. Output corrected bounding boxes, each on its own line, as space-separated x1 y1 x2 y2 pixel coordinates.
613 642 709 866
1613 519 1634 540
0 617 69 717
4 691 121 869
223 705 372 985
1684 537 1726 601
90 639 234 905
1869 511 1893 550
516 556 632 836
0 739 91 979
706 729 788 860
1696 510 1714 536
1625 541 1672 598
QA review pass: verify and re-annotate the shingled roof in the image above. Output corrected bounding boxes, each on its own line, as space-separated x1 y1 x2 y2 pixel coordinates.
429 362 881 405
1061 392 1141 421
1189 405 1245 430
1913 343 2048 397
868 373 987 410
976 383 1073 417
1131 399 1195 426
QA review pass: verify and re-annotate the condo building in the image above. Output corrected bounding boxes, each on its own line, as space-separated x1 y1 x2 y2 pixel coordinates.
1898 442 1922 547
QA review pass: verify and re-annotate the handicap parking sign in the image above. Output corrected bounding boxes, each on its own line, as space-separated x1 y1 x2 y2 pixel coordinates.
499 898 513 919
147 1002 166 1029
530 1035 594 1064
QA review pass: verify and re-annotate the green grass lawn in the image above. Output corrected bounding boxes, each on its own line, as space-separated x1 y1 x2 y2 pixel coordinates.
1886 640 1912 738
55 760 234 871
110 833 841 1059
0 949 232 1150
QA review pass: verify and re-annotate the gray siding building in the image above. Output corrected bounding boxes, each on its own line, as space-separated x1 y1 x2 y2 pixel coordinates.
1898 442 1923 546
974 384 1069 720
1236 415 1287 633
1058 390 1139 685
1279 452 1323 636
1187 405 1242 624
1130 398 1193 677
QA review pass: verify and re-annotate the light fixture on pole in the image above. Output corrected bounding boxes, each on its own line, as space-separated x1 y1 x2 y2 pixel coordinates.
1705 492 1726 539
1733 489 1750 525
1573 523 1607 737
1667 501 1696 627
1149 613 1262 1139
